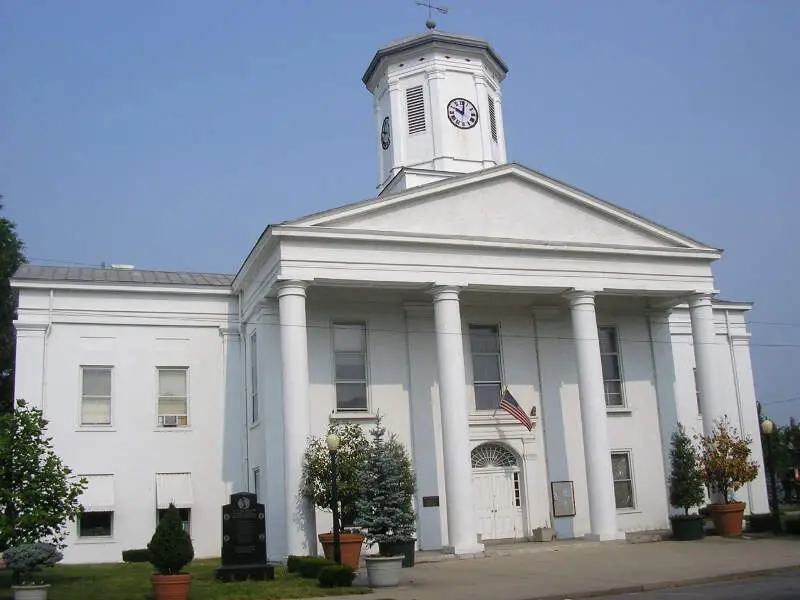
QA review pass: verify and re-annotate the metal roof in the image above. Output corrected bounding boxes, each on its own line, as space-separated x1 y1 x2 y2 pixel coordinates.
13 265 234 288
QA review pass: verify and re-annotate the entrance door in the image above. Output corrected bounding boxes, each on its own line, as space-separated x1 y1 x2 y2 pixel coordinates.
471 444 524 541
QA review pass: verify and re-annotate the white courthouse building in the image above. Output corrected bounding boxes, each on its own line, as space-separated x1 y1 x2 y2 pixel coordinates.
13 29 769 564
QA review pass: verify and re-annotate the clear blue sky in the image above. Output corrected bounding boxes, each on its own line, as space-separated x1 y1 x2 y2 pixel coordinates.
2 1 798 422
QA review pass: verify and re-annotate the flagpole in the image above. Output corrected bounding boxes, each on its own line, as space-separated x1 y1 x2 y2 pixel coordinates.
492 387 505 419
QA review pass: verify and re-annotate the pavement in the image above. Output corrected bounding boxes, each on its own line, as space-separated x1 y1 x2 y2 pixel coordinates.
315 534 800 600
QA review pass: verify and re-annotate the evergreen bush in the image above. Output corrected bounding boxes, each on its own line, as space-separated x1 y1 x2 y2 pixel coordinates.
147 503 194 575
286 554 303 573
318 564 354 588
121 548 151 563
3 542 62 584
296 556 337 579
668 424 705 515
355 416 417 551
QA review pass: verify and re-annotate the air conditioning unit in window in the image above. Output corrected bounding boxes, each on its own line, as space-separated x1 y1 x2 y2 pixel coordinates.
162 415 178 427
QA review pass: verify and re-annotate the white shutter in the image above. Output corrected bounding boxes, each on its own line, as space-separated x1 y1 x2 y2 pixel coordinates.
156 473 193 509
80 475 115 512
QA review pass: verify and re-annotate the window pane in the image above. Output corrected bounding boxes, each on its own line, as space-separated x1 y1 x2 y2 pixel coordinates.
598 327 618 354
474 383 502 411
472 354 501 382
333 324 364 352
604 381 623 406
336 382 367 411
469 326 499 353
82 398 111 425
611 453 630 480
79 511 113 537
83 368 111 397
600 354 620 381
159 397 187 415
335 352 366 381
159 370 186 396
614 481 633 509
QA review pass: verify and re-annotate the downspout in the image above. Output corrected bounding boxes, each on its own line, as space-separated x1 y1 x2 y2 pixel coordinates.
239 289 250 491
725 309 752 508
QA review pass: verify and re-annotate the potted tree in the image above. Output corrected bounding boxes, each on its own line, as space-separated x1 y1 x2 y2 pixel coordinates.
698 416 760 537
356 417 417 587
667 424 706 541
301 422 369 570
147 503 194 600
4 543 62 600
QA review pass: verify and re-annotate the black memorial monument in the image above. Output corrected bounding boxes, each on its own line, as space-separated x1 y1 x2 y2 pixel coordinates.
215 492 275 582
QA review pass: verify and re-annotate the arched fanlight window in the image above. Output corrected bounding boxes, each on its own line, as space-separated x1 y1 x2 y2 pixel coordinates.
471 443 518 468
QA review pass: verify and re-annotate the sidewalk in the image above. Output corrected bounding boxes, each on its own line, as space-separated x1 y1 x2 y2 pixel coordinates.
327 535 800 600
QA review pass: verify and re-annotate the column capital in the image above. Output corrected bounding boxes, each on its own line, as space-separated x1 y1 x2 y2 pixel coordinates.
427 68 446 80
688 292 714 308
564 289 596 307
645 308 673 324
275 280 309 299
429 285 461 302
14 321 49 336
387 77 401 91
218 326 240 338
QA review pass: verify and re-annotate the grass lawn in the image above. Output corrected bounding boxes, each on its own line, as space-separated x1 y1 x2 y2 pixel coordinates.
0 559 370 600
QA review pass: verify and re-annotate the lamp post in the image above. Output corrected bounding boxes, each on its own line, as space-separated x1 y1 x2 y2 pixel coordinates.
325 433 342 564
760 419 783 534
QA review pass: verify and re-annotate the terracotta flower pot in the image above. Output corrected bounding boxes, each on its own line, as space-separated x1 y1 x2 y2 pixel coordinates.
151 573 192 600
708 502 746 537
318 532 364 570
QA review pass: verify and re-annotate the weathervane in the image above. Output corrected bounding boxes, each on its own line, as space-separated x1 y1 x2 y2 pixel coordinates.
416 0 448 30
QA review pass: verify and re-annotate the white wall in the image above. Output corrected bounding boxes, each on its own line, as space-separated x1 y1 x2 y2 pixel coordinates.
14 285 244 564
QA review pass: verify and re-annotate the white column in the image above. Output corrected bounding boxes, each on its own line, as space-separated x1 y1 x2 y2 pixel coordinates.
277 280 316 556
689 294 725 436
566 291 621 541
13 322 49 410
430 286 483 555
220 327 247 495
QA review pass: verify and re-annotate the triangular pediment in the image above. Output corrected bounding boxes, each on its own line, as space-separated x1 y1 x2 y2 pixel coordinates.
290 164 714 251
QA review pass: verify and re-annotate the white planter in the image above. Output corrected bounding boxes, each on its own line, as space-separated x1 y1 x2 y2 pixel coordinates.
12 584 50 600
364 556 403 587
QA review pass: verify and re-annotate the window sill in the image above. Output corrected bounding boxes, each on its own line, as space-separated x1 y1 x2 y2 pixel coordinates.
153 427 193 432
606 408 633 416
616 508 641 515
75 537 116 545
75 427 116 432
329 412 377 422
469 412 537 428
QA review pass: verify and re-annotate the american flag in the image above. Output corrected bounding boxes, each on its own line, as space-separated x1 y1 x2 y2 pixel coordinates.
498 388 533 431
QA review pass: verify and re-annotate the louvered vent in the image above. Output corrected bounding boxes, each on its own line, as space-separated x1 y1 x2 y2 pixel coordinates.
488 98 498 142
406 85 426 134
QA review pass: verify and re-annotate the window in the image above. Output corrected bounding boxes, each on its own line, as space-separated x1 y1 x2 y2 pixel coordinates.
599 327 624 407
81 367 112 425
157 507 191 534
333 323 368 411
250 332 259 423
469 325 503 411
488 98 498 142
406 85 426 134
78 511 113 537
513 472 521 507
157 368 188 427
693 367 702 414
253 467 261 501
611 452 635 509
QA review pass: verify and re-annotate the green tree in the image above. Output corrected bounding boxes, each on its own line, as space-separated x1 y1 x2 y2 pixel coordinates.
0 203 26 415
0 400 87 551
355 416 416 550
147 503 194 575
668 424 705 514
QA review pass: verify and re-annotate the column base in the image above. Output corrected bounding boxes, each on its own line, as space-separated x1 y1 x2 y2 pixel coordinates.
583 530 627 542
441 542 485 557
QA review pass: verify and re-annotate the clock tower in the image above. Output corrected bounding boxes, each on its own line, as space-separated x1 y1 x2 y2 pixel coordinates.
363 29 509 195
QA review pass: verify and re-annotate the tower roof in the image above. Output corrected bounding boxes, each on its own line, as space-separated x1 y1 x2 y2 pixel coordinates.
362 30 508 87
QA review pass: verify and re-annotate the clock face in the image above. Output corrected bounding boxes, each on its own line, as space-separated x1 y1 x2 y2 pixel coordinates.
447 98 479 129
380 116 391 150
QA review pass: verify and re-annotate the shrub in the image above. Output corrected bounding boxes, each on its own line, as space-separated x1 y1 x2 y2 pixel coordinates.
785 517 800 535
318 564 354 588
668 424 705 515
297 556 337 579
147 503 194 575
121 548 151 563
746 513 774 533
697 416 759 504
3 542 62 584
286 554 303 573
